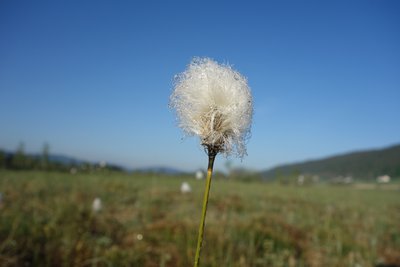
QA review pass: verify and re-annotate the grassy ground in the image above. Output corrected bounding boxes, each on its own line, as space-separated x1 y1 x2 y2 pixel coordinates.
0 170 399 267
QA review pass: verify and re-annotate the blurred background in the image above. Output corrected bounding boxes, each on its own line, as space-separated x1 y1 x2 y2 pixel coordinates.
0 1 399 267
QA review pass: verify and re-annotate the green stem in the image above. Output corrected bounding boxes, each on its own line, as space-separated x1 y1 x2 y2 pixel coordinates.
194 153 216 267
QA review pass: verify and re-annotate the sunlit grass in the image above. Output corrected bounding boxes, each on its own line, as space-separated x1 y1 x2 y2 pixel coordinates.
0 170 399 266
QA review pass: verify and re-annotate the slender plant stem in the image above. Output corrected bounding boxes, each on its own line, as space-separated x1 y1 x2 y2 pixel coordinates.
194 153 216 267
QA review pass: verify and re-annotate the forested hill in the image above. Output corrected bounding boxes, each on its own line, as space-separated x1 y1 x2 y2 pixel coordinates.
262 144 400 181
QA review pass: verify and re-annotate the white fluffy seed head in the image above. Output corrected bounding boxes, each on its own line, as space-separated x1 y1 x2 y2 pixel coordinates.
170 57 253 158
92 197 102 212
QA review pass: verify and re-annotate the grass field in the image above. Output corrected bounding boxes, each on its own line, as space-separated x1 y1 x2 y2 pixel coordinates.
0 170 399 267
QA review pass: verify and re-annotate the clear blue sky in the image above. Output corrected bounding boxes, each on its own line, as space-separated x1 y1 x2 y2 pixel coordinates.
1 1 399 172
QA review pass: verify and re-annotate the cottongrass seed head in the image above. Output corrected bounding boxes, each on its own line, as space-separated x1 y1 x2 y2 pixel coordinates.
170 57 253 158
92 197 102 213
180 182 192 194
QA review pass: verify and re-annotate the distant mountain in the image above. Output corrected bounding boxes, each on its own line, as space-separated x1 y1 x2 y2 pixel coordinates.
0 148 187 174
0 149 126 171
262 144 400 181
0 151 84 165
132 166 185 175
47 154 85 165
44 154 126 171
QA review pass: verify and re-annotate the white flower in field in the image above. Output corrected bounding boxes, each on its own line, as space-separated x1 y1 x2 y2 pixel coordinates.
170 57 253 157
70 167 77 175
136 233 143 240
92 197 102 212
99 161 107 168
195 170 204 180
180 182 192 194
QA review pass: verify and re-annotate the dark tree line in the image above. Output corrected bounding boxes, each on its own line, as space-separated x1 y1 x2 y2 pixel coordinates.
0 143 123 173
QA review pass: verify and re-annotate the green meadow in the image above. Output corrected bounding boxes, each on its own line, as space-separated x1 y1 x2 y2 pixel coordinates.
0 170 399 267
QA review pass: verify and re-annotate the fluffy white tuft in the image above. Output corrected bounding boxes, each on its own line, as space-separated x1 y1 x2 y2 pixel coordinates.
92 197 102 212
180 182 192 193
170 57 253 158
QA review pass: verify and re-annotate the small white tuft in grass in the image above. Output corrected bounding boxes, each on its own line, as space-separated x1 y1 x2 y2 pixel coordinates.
180 182 192 194
92 197 102 212
195 170 204 180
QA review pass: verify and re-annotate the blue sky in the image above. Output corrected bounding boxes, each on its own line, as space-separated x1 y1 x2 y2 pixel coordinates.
1 1 399 172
